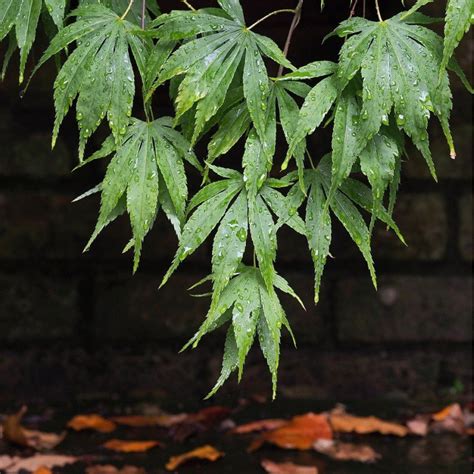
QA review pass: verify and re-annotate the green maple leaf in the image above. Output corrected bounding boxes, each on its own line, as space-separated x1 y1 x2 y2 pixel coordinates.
441 0 473 73
81 117 198 272
146 1 294 151
32 4 151 159
331 11 458 178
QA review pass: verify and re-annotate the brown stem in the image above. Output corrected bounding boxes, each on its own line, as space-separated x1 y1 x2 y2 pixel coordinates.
277 0 304 77
141 0 146 28
349 0 359 18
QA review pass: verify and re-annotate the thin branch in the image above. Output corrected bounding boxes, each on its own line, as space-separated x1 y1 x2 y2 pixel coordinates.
247 9 296 31
349 0 359 18
180 0 196 11
363 0 366 17
141 0 146 28
374 0 383 21
277 0 304 77
120 0 135 20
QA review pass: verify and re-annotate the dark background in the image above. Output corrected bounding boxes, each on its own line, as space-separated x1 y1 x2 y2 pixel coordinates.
0 0 471 406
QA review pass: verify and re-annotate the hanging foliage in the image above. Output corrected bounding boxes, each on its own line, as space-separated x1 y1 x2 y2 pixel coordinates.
1 0 471 397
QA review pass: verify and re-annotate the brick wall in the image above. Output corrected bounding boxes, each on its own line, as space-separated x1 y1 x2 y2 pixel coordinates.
0 1 471 405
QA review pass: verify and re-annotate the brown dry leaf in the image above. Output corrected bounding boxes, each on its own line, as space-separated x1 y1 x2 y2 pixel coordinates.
33 468 53 474
233 419 287 434
430 403 465 434
102 439 162 453
165 444 224 471
85 465 145 474
249 413 332 452
329 408 407 437
68 414 116 433
0 454 77 471
111 414 187 428
2 407 66 450
261 459 318 474
169 406 231 442
313 439 380 463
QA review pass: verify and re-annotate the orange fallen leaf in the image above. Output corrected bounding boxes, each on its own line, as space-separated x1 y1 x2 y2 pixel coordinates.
329 408 407 437
2 407 66 450
232 419 287 434
86 465 146 474
68 414 116 433
313 439 380 463
165 445 224 471
249 413 332 451
261 459 318 474
111 414 187 428
432 404 461 421
33 468 53 474
430 403 465 434
102 439 162 453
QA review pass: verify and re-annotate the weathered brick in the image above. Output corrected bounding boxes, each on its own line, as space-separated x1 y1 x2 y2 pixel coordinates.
277 272 329 345
459 194 472 261
374 194 447 261
95 273 212 341
0 191 97 259
0 273 80 341
209 348 471 402
0 132 72 178
404 123 473 180
0 345 209 403
336 276 472 343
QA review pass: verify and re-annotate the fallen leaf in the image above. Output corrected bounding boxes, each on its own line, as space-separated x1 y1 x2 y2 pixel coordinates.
406 415 430 436
432 404 462 421
102 439 162 453
169 406 231 442
430 403 465 434
261 459 318 474
111 414 187 428
68 414 116 433
233 419 287 434
86 465 145 474
33 468 53 474
0 454 77 471
165 445 224 471
249 413 332 451
329 408 407 437
313 439 380 463
2 407 66 450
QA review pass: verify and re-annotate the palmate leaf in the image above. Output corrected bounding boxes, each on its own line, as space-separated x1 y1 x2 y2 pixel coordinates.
332 12 458 177
32 4 149 159
441 0 473 73
147 2 294 150
0 0 68 82
82 118 196 272
187 266 297 399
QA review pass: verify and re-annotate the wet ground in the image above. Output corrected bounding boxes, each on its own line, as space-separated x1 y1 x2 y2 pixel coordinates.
1 398 472 473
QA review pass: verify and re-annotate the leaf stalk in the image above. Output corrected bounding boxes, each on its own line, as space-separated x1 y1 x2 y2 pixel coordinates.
120 0 135 20
374 0 383 21
248 9 296 31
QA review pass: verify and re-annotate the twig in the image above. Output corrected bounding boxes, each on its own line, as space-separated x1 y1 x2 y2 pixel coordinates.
180 0 196 11
277 0 304 77
349 0 359 18
120 0 134 20
248 9 296 31
375 0 383 21
141 0 146 28
363 0 366 17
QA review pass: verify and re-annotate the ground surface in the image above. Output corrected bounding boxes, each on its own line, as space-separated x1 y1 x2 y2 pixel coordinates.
0 399 471 473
